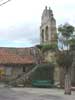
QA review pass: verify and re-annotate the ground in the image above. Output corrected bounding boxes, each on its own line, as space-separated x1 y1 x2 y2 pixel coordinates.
0 87 75 100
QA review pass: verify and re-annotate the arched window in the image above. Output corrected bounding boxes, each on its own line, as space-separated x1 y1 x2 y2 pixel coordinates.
45 26 48 41
41 29 44 42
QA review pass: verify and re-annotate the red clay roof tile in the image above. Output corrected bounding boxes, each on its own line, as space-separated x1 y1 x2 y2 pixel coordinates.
0 48 34 64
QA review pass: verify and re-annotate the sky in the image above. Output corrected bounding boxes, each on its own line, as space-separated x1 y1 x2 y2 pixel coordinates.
0 0 75 47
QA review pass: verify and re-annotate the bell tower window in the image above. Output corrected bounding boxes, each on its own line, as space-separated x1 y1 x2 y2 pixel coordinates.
45 26 48 41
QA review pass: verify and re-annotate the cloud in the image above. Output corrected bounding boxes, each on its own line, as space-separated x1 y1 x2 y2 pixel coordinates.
0 0 75 47
0 39 33 47
0 22 40 46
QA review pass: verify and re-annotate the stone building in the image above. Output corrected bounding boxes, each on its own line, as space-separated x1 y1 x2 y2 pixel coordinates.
40 6 59 85
40 6 56 44
40 6 75 87
0 47 34 85
0 6 74 87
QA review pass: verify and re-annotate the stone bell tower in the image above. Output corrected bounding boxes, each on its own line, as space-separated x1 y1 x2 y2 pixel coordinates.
40 6 56 44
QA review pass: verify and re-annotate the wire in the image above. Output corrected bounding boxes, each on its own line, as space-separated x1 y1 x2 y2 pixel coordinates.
0 0 11 6
0 0 5 2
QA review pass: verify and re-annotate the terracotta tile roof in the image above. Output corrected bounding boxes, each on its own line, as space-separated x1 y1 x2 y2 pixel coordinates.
0 48 34 64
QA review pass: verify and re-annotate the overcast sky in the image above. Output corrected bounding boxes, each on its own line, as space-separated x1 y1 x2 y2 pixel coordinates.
0 0 75 47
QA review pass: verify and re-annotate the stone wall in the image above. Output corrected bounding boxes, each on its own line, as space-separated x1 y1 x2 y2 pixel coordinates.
44 51 60 85
71 50 75 86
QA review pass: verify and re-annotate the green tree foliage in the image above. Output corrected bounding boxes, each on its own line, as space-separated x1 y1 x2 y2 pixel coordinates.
69 38 75 50
57 23 74 67
57 23 74 66
36 43 58 53
56 51 73 67
58 23 74 38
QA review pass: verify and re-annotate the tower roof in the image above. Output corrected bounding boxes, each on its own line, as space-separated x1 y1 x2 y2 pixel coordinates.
42 6 53 20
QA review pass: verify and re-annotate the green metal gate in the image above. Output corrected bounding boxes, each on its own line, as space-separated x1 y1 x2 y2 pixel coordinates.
32 63 54 87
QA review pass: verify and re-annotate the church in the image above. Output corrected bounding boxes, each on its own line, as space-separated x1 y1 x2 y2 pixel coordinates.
0 6 75 87
40 6 60 86
40 6 75 87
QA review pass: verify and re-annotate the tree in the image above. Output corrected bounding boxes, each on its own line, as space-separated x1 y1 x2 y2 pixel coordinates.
58 23 74 95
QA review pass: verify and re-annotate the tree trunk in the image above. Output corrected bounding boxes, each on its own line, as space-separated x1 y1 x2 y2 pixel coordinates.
64 66 71 95
60 67 64 88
